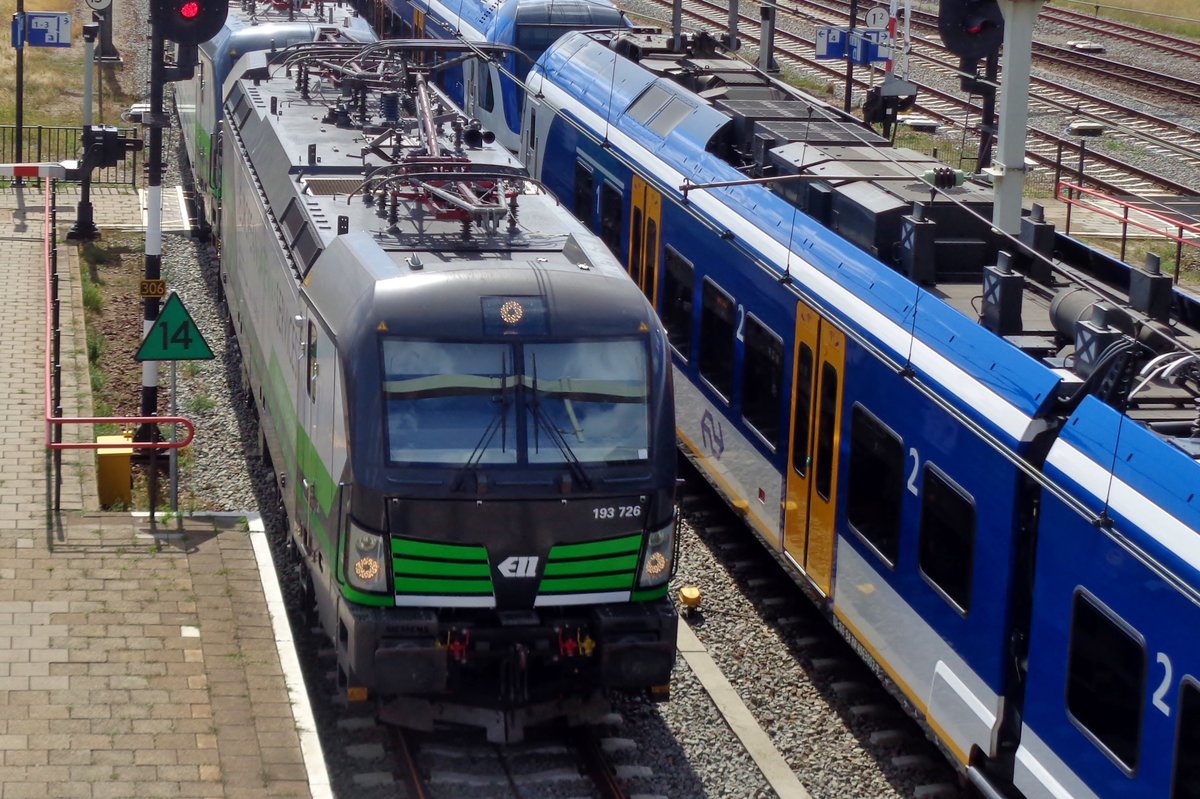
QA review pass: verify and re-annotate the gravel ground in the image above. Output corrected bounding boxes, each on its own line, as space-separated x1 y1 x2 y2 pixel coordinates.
104 4 1200 798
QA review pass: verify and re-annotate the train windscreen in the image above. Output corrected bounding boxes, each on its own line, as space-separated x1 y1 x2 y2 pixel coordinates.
382 338 649 466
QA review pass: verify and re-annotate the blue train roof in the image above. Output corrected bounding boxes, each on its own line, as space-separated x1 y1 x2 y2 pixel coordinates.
537 32 1064 431
412 0 624 41
1049 395 1200 588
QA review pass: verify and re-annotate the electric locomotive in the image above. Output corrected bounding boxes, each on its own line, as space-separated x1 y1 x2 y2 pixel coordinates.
521 28 1200 798
175 0 376 239
217 39 678 742
374 0 628 151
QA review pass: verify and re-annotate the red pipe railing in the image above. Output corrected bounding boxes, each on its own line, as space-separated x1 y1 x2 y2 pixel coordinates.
1056 180 1200 282
43 176 196 452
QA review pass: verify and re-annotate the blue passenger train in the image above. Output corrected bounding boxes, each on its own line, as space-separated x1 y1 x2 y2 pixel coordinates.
516 27 1200 799
369 0 628 151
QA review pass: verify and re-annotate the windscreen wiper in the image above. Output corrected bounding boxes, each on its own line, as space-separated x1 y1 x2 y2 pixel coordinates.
528 354 592 490
452 352 511 492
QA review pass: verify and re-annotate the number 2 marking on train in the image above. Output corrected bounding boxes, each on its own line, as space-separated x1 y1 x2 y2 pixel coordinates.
736 305 746 342
1153 652 1173 716
906 448 920 496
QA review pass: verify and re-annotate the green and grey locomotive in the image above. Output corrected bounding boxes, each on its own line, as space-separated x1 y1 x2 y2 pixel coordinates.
216 41 677 740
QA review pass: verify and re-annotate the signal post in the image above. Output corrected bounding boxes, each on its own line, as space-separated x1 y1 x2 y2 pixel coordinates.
137 0 227 517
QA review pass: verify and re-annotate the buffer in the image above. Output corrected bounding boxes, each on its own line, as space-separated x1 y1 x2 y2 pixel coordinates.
135 292 214 361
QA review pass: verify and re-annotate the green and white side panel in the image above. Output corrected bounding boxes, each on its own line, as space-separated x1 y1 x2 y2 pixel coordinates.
390 533 661 608
392 539 496 608
536 533 642 606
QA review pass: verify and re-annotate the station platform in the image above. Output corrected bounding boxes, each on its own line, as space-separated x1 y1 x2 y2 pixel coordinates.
0 184 326 799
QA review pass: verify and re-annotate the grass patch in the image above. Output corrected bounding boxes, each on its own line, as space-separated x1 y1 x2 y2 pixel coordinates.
1055 0 1200 38
87 328 105 363
1077 235 1200 289
92 399 119 436
186 394 216 414
81 278 103 314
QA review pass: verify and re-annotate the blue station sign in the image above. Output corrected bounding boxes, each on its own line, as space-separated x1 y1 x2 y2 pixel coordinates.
10 12 73 49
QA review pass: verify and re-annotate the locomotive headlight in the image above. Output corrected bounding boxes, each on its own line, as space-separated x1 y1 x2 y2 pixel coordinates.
637 514 677 588
346 521 388 593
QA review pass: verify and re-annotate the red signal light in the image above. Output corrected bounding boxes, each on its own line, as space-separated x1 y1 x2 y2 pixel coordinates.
179 0 200 19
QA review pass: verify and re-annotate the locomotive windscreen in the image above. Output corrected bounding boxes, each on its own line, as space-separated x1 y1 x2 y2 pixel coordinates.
381 337 650 466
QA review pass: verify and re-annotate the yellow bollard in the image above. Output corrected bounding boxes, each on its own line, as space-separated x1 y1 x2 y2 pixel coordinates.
96 433 134 507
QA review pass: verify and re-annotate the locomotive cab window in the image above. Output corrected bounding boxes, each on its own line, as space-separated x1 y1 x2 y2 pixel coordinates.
1066 592 1146 772
1172 679 1200 799
846 406 903 566
574 161 594 224
917 467 976 614
699 279 735 402
478 63 495 113
662 248 694 359
381 337 650 466
742 317 783 449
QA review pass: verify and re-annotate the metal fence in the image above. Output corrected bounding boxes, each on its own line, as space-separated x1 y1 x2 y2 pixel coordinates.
0 125 140 186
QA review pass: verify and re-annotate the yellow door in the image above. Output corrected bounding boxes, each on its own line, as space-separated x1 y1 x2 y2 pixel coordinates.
629 175 661 305
783 301 844 596
414 10 427 63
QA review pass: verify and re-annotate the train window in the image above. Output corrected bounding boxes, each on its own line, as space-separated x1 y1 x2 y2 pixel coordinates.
648 97 694 138
383 341 518 465
627 84 671 124
846 406 903 566
791 344 814 477
814 362 838 500
742 317 783 449
699 280 735 401
1172 680 1200 799
645 217 658 298
306 321 317 400
280 198 305 242
291 225 322 272
478 65 494 113
630 208 643 284
574 161 594 224
662 248 693 359
918 467 975 614
1067 592 1146 772
600 182 622 255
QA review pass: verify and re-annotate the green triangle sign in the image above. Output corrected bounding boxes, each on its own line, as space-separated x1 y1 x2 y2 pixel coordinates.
135 293 215 361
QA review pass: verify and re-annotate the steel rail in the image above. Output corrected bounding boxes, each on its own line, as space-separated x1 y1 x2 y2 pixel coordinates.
635 0 1199 196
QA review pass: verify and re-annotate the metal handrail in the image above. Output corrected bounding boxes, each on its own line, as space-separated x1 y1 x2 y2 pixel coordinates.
43 176 195 453
1055 180 1200 282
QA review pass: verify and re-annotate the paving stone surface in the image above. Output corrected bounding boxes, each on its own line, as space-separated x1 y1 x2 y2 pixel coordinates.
0 186 316 799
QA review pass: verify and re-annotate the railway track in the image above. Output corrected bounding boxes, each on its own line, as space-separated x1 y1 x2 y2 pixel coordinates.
626 0 1200 197
392 724 633 799
674 455 965 799
1040 3 1200 65
769 0 1200 108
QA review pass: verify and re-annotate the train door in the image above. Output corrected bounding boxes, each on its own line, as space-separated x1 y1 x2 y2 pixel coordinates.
782 300 844 595
297 313 336 576
373 0 387 38
413 9 427 64
628 175 661 305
